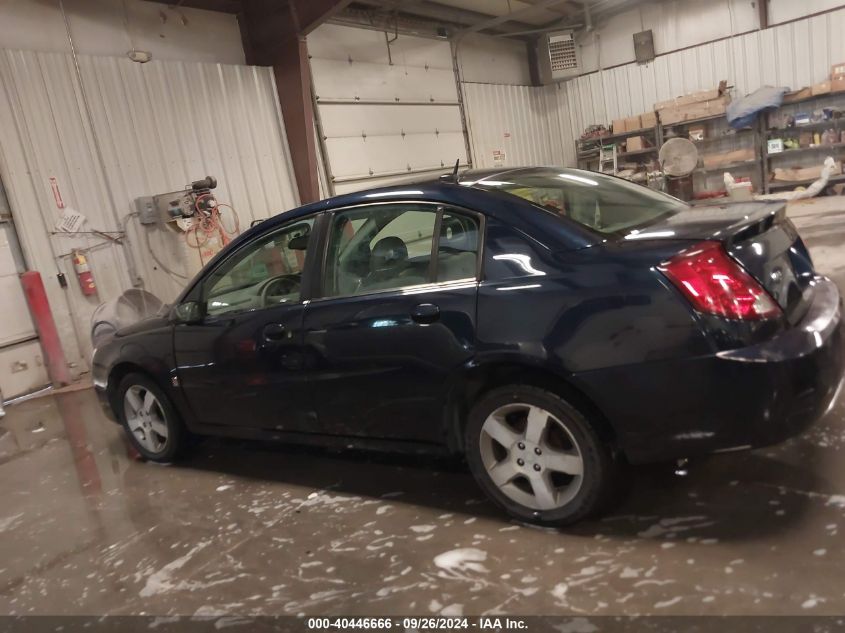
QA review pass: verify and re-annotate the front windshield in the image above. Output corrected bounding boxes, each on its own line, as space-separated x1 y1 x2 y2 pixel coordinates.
467 168 688 235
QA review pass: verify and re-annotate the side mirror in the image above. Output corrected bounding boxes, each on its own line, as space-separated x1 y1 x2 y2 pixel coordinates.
172 301 203 324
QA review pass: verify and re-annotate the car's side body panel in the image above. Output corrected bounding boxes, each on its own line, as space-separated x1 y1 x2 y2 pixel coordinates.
92 170 845 467
303 280 478 444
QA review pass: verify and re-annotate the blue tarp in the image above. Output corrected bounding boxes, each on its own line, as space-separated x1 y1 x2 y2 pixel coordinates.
726 86 790 129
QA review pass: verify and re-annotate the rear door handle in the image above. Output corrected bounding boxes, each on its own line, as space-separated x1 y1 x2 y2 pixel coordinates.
262 323 287 341
411 303 440 324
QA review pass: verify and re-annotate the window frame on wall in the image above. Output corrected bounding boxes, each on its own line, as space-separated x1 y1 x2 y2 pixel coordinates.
314 200 485 302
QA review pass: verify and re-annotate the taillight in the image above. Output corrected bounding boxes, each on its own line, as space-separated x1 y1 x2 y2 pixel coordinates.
659 241 782 320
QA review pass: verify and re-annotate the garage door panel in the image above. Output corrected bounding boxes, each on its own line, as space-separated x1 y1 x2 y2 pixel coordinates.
326 136 410 179
0 275 35 347
308 23 453 69
326 132 466 180
0 339 48 399
334 170 449 195
319 104 463 138
0 224 35 348
310 24 467 195
312 60 458 103
403 132 466 170
387 36 453 69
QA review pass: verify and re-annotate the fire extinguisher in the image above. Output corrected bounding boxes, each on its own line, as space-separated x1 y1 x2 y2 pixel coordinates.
71 250 98 297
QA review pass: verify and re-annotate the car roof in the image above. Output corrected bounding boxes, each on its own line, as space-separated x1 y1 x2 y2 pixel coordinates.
219 167 602 264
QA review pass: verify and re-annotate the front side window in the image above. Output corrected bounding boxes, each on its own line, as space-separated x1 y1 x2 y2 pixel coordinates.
203 218 314 317
467 168 687 235
323 204 479 298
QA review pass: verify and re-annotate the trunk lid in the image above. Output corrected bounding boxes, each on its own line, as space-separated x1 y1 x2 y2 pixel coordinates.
627 201 816 323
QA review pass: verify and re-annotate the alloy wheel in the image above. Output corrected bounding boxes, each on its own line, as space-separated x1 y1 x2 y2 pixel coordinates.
123 385 169 454
479 402 584 511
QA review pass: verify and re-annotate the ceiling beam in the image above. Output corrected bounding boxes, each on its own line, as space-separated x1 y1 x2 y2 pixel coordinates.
295 0 355 34
351 0 534 35
456 0 571 35
147 0 243 13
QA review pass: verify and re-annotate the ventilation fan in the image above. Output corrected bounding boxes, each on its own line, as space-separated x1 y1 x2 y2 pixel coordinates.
659 138 699 177
659 138 699 201
546 31 580 80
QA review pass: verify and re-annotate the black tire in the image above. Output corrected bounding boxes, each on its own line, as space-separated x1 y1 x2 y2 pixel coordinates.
465 385 617 526
116 372 188 463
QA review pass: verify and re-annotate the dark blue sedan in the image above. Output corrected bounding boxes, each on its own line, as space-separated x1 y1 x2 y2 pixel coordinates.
93 167 845 525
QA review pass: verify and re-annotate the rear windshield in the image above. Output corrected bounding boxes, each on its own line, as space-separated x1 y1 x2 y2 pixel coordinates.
467 168 687 235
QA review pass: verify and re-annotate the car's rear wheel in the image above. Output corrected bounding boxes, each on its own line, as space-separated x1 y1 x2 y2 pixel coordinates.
116 373 187 463
465 385 616 526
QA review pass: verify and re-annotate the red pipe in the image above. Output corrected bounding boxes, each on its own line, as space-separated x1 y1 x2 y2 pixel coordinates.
20 271 72 386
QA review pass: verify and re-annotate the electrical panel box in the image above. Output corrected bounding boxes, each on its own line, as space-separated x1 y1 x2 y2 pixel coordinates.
134 191 197 225
134 196 156 225
633 30 655 64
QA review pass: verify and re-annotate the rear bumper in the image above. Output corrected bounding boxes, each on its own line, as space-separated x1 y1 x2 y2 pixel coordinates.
576 276 845 464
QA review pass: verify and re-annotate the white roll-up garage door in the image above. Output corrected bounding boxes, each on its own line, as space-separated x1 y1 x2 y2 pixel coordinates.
308 24 469 195
0 185 48 400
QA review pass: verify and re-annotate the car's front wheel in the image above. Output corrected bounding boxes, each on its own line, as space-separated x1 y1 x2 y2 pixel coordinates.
116 373 187 463
465 385 616 526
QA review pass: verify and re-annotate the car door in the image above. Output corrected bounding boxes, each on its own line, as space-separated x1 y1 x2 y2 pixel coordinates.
303 202 481 444
173 215 318 432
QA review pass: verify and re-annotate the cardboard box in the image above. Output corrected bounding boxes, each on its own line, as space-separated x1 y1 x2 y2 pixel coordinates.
626 136 649 152
624 115 643 131
727 180 753 201
832 78 845 93
783 87 812 103
701 147 755 169
612 118 627 134
832 62 845 79
654 80 728 111
773 161 842 183
640 111 658 128
658 96 729 126
812 81 832 96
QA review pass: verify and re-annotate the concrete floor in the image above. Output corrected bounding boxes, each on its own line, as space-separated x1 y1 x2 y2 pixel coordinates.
2 199 845 617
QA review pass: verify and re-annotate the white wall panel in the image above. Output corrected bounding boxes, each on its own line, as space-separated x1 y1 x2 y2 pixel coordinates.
456 33 531 86
0 49 298 367
462 83 566 170
0 0 243 64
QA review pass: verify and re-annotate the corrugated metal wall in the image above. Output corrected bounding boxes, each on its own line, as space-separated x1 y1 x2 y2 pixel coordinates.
462 83 568 170
0 49 298 367
557 7 845 141
460 6 845 171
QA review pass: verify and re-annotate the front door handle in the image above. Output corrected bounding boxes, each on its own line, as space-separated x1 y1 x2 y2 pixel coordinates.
262 323 287 341
411 303 440 324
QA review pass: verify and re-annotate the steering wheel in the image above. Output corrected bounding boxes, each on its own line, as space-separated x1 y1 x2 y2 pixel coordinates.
259 274 300 307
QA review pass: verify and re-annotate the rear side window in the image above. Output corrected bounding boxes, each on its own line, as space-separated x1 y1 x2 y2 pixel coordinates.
469 168 687 235
322 204 480 298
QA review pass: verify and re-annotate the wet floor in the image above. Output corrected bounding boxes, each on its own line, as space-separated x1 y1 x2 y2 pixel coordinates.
2 200 845 617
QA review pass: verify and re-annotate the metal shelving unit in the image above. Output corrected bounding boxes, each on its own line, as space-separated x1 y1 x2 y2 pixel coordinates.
576 126 661 175
661 114 765 195
763 91 845 193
